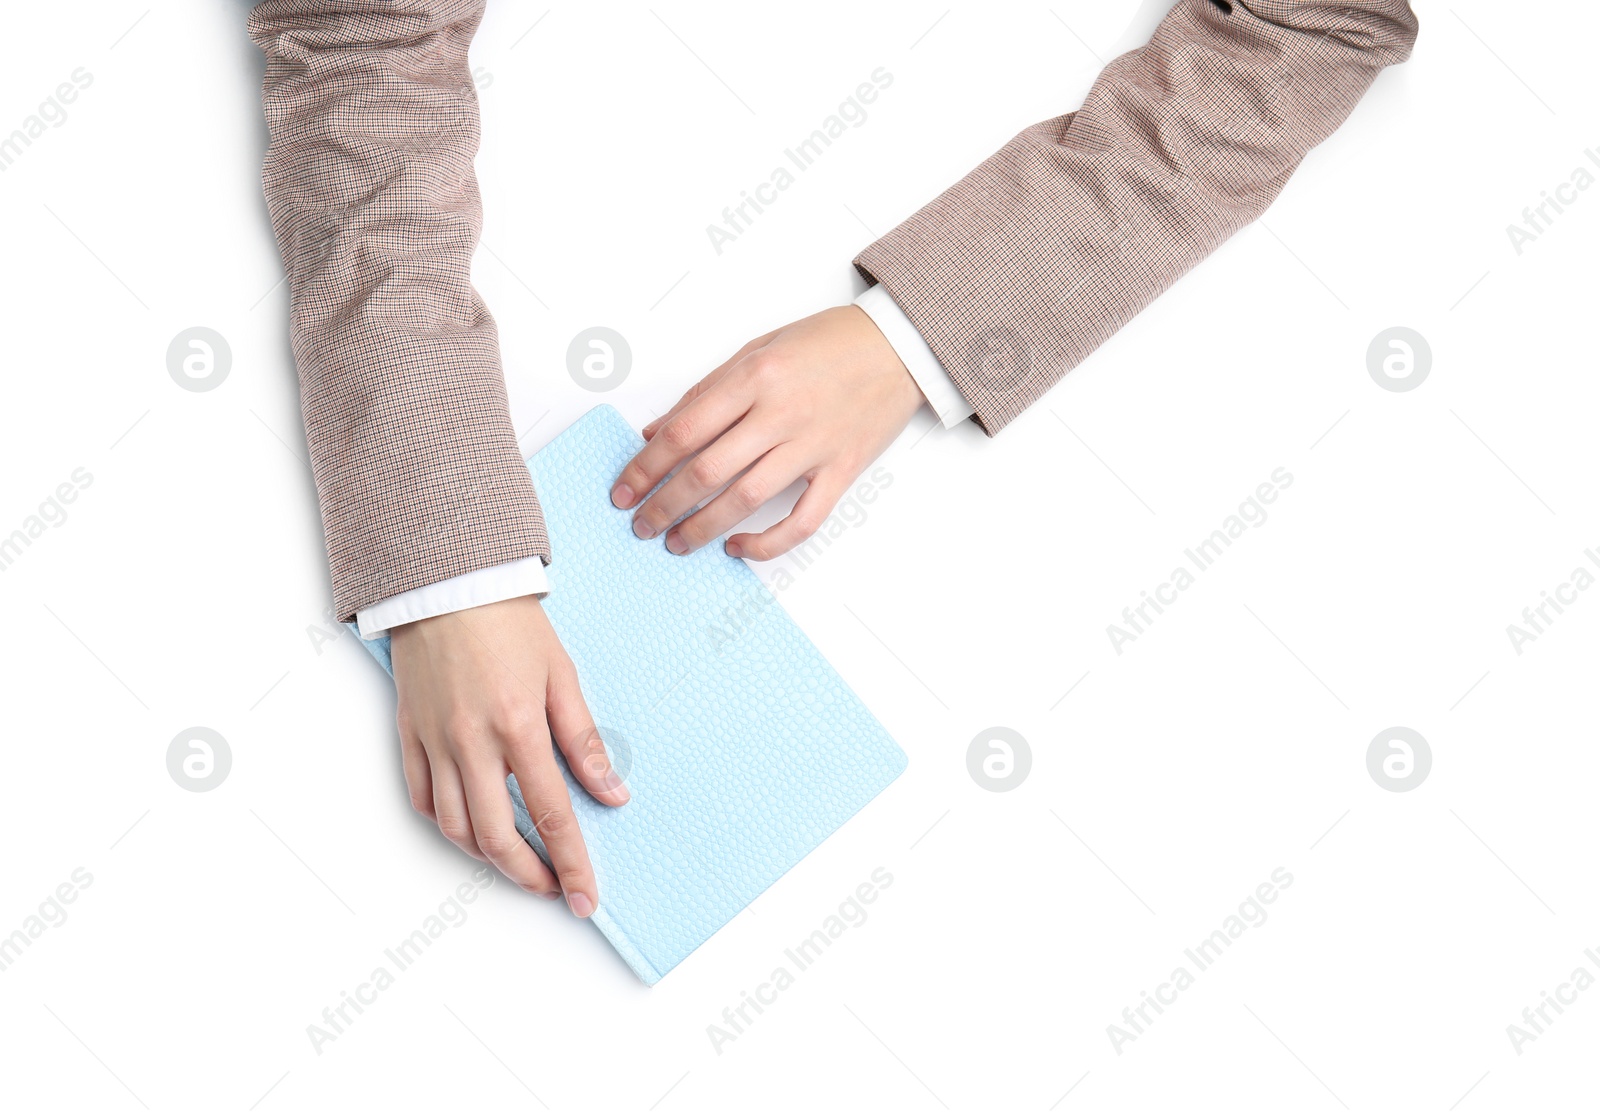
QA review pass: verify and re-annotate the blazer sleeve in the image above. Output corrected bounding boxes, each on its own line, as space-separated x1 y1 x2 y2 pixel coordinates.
852 0 1419 435
249 0 548 622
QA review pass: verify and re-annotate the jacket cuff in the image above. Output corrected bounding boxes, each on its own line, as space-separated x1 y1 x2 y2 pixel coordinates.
853 284 975 429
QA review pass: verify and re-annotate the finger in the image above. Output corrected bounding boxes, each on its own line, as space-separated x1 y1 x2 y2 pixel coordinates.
666 442 810 556
514 750 600 918
725 470 852 561
462 759 561 898
638 419 781 550
613 387 753 522
640 332 777 442
640 380 708 445
546 657 629 807
425 750 483 861
399 711 434 821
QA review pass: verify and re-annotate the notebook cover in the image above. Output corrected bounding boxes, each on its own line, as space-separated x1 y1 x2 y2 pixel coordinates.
351 404 907 983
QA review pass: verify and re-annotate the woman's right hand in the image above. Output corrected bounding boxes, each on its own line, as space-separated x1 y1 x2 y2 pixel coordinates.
388 595 629 916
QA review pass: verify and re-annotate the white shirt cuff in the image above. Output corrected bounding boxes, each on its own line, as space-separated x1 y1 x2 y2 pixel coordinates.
355 555 549 640
854 283 974 429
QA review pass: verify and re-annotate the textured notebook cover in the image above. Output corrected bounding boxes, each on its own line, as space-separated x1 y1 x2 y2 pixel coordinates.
351 404 907 984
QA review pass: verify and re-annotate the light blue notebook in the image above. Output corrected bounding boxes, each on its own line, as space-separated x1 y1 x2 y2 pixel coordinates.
352 404 907 984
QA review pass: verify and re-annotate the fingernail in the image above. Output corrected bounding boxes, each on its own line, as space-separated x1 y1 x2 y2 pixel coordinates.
567 891 595 919
542 890 561 901
611 483 633 508
725 540 743 558
634 517 656 539
665 530 686 554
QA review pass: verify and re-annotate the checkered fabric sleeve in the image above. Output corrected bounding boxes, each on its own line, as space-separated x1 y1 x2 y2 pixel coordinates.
854 0 1419 435
250 0 549 622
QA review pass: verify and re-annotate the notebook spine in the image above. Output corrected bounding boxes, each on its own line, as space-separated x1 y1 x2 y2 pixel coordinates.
594 910 662 985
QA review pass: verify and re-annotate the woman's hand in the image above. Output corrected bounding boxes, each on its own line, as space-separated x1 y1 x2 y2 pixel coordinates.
611 305 924 559
389 596 628 916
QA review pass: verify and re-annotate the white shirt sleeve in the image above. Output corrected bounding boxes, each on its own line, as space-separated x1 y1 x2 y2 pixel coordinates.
355 555 549 640
853 284 974 429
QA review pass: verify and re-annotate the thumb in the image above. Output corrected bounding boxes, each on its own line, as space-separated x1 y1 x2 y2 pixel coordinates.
546 658 630 807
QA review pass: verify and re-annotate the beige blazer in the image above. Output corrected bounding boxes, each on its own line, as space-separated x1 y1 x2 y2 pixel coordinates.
250 0 1417 621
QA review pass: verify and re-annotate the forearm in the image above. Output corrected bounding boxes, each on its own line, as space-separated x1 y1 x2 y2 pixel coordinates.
854 0 1419 433
250 0 547 622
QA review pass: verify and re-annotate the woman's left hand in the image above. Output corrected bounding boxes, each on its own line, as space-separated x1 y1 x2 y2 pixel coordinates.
610 305 924 560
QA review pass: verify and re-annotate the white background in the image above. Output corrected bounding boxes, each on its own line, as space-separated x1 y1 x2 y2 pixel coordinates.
1 1 1596 1115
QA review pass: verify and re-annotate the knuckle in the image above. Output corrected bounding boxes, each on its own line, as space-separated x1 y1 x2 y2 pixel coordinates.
743 354 778 385
790 512 822 539
475 827 521 861
436 815 473 845
534 807 575 840
548 658 582 697
507 748 553 785
442 713 483 747
553 859 591 884
638 499 671 528
489 700 541 742
688 455 723 489
732 478 766 510
660 416 695 450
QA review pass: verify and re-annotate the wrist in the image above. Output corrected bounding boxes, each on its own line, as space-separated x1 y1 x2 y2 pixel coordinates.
844 304 923 417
